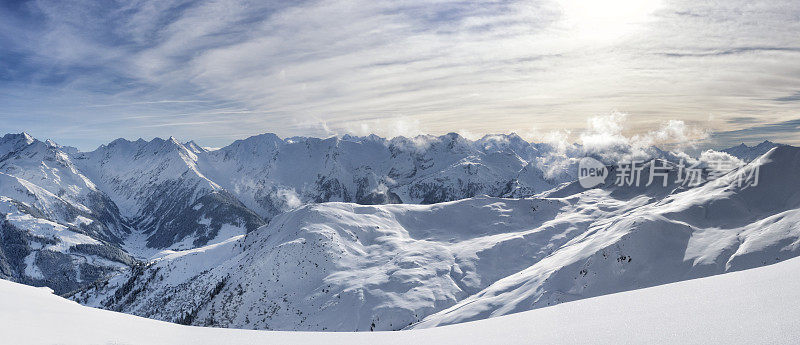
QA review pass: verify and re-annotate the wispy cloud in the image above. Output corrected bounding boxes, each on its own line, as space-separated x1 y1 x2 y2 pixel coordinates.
86 100 216 108
710 118 800 147
1 0 799 149
773 91 800 102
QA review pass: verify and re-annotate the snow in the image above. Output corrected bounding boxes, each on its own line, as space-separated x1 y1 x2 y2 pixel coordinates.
74 136 221 218
22 253 44 279
0 197 101 252
61 145 800 332
0 135 98 213
163 221 247 253
148 236 245 286
3 255 800 345
3 131 800 335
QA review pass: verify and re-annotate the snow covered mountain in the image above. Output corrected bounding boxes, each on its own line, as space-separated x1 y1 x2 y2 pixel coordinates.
72 137 264 251
70 145 800 331
5 252 800 345
2 130 798 333
0 133 129 242
0 134 133 294
196 132 563 222
417 146 800 327
0 131 566 295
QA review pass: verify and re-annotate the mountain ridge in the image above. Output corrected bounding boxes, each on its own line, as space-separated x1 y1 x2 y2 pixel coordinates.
1 130 797 331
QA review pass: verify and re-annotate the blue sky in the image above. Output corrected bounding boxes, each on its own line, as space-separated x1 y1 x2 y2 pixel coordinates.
1 0 799 150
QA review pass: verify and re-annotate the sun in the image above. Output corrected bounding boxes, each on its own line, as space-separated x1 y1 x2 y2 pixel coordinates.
556 0 663 42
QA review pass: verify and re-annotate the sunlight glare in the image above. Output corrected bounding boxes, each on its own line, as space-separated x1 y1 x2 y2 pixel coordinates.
558 0 662 41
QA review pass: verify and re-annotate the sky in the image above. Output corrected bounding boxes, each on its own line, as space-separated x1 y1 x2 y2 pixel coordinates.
0 0 799 151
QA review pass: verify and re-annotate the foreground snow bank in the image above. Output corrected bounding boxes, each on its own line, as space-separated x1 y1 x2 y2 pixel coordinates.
3 256 800 345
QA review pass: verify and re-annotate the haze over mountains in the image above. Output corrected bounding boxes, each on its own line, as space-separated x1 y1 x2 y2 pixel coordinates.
0 131 795 332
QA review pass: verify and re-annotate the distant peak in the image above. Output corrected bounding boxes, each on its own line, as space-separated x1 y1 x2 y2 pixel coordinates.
506 132 524 141
108 138 133 146
225 132 281 147
2 132 36 146
242 132 283 143
339 133 386 143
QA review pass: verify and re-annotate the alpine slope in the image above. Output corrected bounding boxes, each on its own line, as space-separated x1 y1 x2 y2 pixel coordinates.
1 131 796 332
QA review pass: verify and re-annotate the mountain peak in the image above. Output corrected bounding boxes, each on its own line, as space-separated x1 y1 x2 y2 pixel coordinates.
444 132 463 140
756 140 777 148
224 133 284 153
2 132 36 146
106 137 135 147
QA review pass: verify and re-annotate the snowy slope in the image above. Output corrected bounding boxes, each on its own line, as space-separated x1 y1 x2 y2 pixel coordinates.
415 145 800 327
5 254 800 345
70 145 800 331
3 130 799 334
0 194 133 294
72 197 569 330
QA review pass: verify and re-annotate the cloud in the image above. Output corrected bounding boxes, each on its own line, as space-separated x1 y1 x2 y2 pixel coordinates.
579 112 630 153
725 117 761 124
1 0 799 149
86 100 215 108
698 150 743 168
573 112 707 161
658 46 800 58
336 116 424 139
273 187 302 211
773 91 800 102
709 118 800 147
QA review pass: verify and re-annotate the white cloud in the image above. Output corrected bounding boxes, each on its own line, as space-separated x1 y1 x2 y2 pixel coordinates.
274 187 302 211
2 0 799 149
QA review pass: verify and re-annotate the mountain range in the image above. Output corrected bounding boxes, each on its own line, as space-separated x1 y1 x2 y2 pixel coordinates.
0 131 794 332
